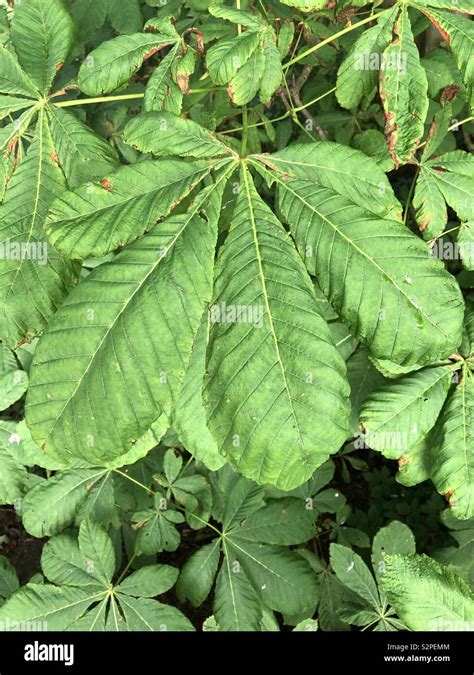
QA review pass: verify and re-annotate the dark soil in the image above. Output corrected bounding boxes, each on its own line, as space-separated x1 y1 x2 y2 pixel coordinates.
0 506 46 584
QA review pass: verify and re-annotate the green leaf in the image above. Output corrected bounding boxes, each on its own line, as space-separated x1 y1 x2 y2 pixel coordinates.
21 469 108 537
382 553 474 631
0 369 28 410
0 47 39 97
413 0 474 12
255 142 402 219
204 167 350 490
11 0 74 94
379 7 428 167
397 436 432 487
330 543 380 609
293 618 318 631
0 556 19 599
222 476 265 530
47 106 119 188
0 419 67 471
132 504 184 555
371 521 416 584
228 538 318 616
78 33 176 96
117 595 194 631
260 145 464 366
173 311 226 471
436 511 474 586
228 49 265 106
231 498 315 545
360 365 453 458
336 7 399 110
123 111 234 158
108 0 143 34
214 554 262 631
319 572 350 631
419 7 474 93
70 0 109 42
415 150 474 240
177 539 221 607
0 446 27 504
0 95 36 121
0 110 79 347
347 347 387 435
0 584 102 631
207 30 261 85
26 209 217 466
458 221 474 271
163 448 183 485
78 519 115 587
41 532 103 589
144 46 183 114
259 31 283 104
430 370 474 519
117 564 179 597
45 158 212 259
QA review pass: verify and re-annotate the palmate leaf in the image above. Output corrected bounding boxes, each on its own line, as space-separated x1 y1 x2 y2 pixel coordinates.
45 159 213 259
78 32 178 96
206 8 282 105
0 110 79 348
430 369 474 519
414 150 474 240
382 553 474 631
204 166 350 490
379 7 429 167
11 0 74 95
253 143 464 367
26 186 221 465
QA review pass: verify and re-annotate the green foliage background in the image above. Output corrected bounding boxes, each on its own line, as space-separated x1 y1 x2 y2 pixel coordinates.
0 0 473 632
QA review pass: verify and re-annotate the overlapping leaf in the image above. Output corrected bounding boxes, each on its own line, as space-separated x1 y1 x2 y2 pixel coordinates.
204 166 350 489
253 143 464 366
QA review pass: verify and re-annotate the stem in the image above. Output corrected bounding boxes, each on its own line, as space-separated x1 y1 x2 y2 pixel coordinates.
54 93 145 107
283 10 387 69
115 554 137 586
417 116 474 150
113 469 154 495
449 116 474 132
220 86 336 135
240 105 248 156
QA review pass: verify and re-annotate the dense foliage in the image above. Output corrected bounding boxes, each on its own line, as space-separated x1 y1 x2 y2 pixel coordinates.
0 0 473 632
